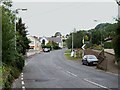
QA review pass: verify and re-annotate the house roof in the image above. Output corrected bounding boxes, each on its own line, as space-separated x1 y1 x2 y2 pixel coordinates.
39 37 62 43
47 37 62 43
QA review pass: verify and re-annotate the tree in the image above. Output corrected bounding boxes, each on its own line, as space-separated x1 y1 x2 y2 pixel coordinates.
16 18 30 55
113 19 120 62
1 0 31 88
91 29 101 45
2 1 16 65
66 31 84 49
84 35 89 41
54 32 62 37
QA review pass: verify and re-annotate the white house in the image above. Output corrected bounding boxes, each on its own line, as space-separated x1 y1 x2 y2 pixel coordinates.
27 35 42 51
40 37 49 45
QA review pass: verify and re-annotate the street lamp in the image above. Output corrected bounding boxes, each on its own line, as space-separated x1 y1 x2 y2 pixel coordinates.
116 0 120 19
116 0 120 6
14 8 27 50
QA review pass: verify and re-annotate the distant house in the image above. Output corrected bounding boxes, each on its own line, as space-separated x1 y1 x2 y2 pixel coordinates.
27 35 42 51
40 37 49 46
39 36 63 48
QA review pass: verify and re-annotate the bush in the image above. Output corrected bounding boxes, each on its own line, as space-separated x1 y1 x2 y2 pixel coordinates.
10 67 20 79
13 53 25 71
104 42 113 49
53 45 61 50
92 44 102 50
113 35 120 62
2 65 21 89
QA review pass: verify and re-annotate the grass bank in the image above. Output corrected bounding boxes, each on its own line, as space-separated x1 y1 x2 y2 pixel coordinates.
64 49 82 60
1 64 22 89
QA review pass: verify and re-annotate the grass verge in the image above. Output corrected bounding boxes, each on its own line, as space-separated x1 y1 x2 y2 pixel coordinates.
64 49 82 60
1 65 21 89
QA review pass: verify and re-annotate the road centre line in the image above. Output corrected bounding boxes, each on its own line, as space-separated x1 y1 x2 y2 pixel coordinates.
66 71 77 77
22 81 25 85
22 86 25 88
21 75 23 77
21 77 23 80
84 78 111 89
22 86 25 90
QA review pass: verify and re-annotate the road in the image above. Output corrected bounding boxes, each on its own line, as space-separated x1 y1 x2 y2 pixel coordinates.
12 49 118 89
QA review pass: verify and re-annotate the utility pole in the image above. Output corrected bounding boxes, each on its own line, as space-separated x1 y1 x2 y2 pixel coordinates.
72 30 73 52
71 28 76 57
71 28 76 51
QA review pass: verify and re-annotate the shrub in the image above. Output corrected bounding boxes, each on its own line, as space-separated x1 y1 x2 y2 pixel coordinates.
92 44 102 50
104 42 113 49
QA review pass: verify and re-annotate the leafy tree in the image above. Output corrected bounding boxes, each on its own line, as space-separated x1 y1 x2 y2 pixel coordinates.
16 18 30 55
54 32 62 37
66 31 84 49
88 23 117 46
2 1 16 65
84 35 89 41
51 41 60 49
2 0 30 88
113 19 120 62
91 29 101 45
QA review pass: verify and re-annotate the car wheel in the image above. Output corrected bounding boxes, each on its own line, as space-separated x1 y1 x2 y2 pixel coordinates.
86 61 89 66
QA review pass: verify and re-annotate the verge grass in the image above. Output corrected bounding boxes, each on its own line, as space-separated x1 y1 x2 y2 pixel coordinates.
64 49 82 60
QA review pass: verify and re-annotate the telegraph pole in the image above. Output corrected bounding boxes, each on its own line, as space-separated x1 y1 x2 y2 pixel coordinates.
72 30 73 52
71 28 76 51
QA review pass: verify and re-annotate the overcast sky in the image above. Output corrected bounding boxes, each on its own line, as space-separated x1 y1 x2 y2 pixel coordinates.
12 0 118 37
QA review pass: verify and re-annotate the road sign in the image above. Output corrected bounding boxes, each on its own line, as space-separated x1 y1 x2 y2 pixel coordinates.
82 44 86 50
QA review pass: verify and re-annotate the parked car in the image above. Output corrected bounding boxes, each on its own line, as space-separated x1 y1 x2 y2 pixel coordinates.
43 48 50 52
82 55 98 66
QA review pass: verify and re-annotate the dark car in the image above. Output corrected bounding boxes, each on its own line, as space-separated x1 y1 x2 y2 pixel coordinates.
82 55 98 66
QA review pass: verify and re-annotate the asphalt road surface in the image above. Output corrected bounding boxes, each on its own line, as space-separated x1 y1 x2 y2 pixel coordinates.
12 49 119 89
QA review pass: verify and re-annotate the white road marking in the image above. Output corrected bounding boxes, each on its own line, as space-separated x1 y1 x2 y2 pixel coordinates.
21 78 23 80
66 71 77 77
22 81 25 85
21 73 25 89
25 61 28 66
84 79 109 89
22 86 25 90
21 74 23 77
